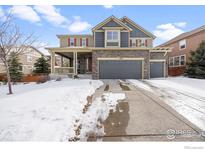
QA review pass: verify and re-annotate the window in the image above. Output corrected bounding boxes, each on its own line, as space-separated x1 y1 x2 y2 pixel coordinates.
130 38 139 47
82 38 86 47
140 39 146 47
169 57 174 67
70 37 74 46
27 54 32 62
179 39 186 50
174 57 180 66
130 38 148 47
169 55 186 67
180 55 185 66
105 30 120 47
107 31 119 41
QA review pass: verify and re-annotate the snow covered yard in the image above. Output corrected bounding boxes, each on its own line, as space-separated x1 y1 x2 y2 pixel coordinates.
129 77 205 131
0 79 125 141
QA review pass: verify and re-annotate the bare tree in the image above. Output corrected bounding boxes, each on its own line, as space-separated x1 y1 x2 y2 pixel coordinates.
0 14 39 94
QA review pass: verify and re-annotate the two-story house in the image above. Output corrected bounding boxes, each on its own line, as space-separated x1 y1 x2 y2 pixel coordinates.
160 25 205 76
46 16 171 79
0 46 44 75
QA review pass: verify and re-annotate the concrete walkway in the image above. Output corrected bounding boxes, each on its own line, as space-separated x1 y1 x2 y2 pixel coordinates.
97 80 204 141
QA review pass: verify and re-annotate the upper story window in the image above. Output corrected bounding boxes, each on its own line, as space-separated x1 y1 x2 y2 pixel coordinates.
130 38 148 47
27 54 32 63
105 30 120 47
70 37 75 46
179 39 186 50
82 38 86 47
140 39 147 47
107 31 119 41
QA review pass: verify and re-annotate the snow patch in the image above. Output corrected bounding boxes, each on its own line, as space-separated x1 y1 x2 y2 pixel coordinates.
79 93 125 141
128 79 153 92
129 78 205 131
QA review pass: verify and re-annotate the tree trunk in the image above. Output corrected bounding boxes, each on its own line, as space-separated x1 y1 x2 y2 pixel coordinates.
5 63 13 94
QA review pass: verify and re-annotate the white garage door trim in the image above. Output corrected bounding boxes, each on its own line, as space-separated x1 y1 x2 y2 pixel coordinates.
98 57 144 79
150 59 166 78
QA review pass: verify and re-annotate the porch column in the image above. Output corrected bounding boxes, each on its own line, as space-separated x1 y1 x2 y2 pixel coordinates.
73 52 75 74
75 52 78 74
51 51 55 74
60 56 63 67
73 52 78 75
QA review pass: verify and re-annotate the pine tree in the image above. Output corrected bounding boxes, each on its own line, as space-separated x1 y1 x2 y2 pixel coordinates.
33 56 50 74
8 52 23 82
186 41 205 78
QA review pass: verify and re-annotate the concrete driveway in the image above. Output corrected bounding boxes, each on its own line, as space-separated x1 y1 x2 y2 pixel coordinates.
96 80 204 141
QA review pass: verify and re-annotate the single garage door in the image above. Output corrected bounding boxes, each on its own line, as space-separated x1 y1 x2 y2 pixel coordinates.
99 60 142 79
150 62 165 78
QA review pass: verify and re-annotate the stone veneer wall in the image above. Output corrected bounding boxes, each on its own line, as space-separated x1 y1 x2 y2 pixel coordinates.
92 50 150 79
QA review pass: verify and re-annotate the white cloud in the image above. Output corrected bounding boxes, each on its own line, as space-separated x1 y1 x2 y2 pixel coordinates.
10 5 41 23
103 5 113 9
34 5 69 28
68 16 91 33
174 22 187 28
153 23 185 41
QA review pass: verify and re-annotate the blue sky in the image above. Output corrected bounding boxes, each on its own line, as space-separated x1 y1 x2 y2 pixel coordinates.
0 5 205 54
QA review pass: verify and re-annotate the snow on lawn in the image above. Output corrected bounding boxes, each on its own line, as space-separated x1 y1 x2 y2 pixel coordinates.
0 79 125 141
78 93 125 141
129 77 205 131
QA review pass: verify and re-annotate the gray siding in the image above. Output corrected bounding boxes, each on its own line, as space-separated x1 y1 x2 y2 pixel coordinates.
121 32 129 47
98 20 122 30
95 32 104 47
124 22 149 38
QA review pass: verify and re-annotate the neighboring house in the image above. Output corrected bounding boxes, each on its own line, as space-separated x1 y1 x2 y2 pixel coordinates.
0 46 43 75
46 16 171 79
160 25 205 76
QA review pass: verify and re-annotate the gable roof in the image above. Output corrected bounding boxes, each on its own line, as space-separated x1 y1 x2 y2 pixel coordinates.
120 16 156 39
92 15 132 31
160 25 205 46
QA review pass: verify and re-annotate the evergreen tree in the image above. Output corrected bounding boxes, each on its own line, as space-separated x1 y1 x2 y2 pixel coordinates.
33 56 50 74
8 52 23 82
186 41 205 78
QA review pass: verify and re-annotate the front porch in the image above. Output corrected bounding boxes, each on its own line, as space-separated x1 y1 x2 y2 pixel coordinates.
48 48 92 76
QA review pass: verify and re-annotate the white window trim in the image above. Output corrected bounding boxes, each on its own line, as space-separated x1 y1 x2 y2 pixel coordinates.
140 38 146 47
179 39 186 50
27 54 33 63
105 30 120 47
130 38 149 47
70 37 75 47
169 54 186 67
169 57 174 67
82 38 86 47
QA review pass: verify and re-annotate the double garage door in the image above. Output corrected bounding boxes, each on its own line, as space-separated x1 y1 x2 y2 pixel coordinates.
99 60 142 79
99 60 165 79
